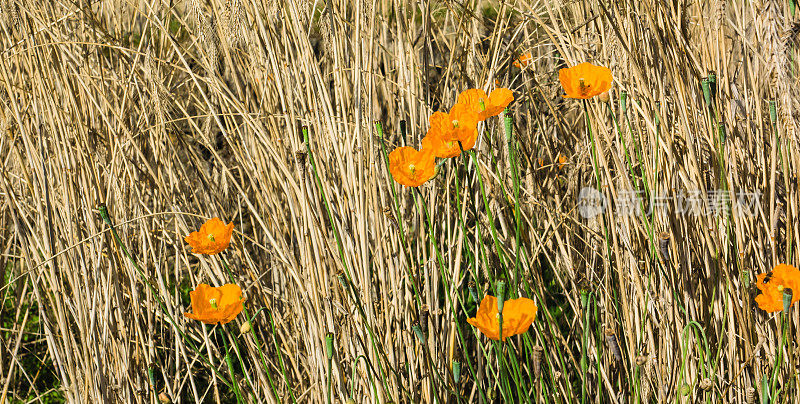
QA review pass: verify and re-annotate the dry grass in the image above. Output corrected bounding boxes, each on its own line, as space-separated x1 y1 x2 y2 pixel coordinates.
1 0 799 402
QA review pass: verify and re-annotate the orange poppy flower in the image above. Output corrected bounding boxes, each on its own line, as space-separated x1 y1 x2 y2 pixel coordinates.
422 106 479 158
513 52 532 68
557 154 567 170
184 218 234 255
183 283 244 325
558 62 613 99
457 88 514 121
467 295 537 341
755 264 800 313
388 146 436 187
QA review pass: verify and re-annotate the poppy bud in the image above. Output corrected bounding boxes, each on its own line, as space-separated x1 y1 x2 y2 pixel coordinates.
769 100 777 125
503 109 513 141
325 332 334 359
701 77 712 106
239 321 251 334
411 321 426 345
598 91 610 103
783 287 793 313
496 280 506 313
635 355 648 366
620 90 628 116
452 358 462 384
158 392 171 403
346 399 356 404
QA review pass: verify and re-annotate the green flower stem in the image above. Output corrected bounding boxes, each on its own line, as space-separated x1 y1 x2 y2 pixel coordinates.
96 204 232 389
465 148 509 279
376 122 489 401
375 122 425 310
505 111 523 296
769 311 790 403
350 355 379 401
219 257 282 402
265 308 298 403
219 327 245 404
580 290 590 404
303 126 400 401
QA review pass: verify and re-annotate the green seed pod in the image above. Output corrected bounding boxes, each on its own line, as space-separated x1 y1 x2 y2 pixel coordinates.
496 280 506 314
701 78 711 106
325 332 334 359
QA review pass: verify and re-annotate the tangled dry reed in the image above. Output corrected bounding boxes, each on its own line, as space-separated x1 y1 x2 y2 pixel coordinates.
1 0 799 403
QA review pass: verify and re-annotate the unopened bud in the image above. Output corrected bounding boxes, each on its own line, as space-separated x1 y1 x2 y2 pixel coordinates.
598 90 610 103
239 321 251 334
325 332 334 359
496 280 506 313
158 392 171 403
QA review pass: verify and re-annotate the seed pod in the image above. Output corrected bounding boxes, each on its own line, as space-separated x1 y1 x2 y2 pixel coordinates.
701 77 712 106
783 287 793 314
745 387 756 404
605 328 623 361
295 150 307 174
411 321 425 345
452 357 462 385
532 346 545 378
496 280 506 313
467 281 479 303
419 304 429 336
325 332 334 360
659 232 671 263
620 90 628 116
699 378 713 391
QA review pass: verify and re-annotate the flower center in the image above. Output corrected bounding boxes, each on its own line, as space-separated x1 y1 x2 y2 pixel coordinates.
408 163 416 174
478 98 486 111
207 234 216 242
778 285 785 292
451 119 459 128
209 298 218 309
579 78 591 95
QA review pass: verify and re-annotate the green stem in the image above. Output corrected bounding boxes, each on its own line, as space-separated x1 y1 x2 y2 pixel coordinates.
96 205 232 389
219 257 282 402
220 327 245 403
